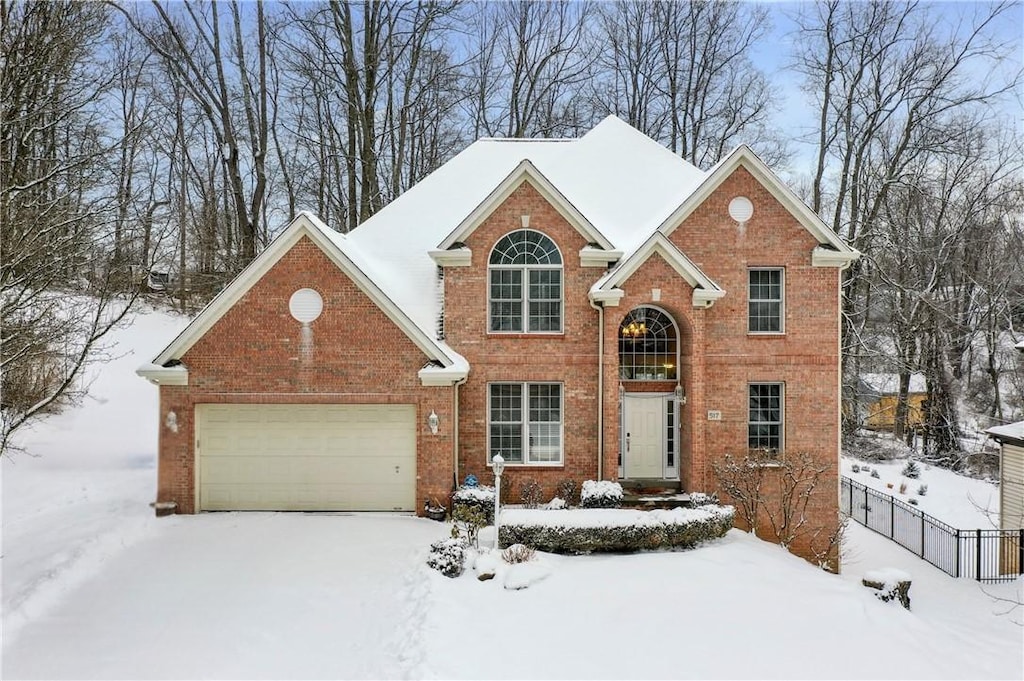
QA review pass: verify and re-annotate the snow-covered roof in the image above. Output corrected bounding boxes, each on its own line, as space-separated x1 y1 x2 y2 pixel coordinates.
343 115 854 340
986 421 1024 445
861 373 928 395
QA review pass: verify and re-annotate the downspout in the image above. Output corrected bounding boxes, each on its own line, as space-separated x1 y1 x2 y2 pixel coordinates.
453 376 468 490
590 298 604 480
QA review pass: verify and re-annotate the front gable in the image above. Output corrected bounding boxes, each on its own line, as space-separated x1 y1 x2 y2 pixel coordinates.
139 213 467 387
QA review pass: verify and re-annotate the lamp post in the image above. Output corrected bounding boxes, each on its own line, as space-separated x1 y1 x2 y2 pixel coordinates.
491 454 505 550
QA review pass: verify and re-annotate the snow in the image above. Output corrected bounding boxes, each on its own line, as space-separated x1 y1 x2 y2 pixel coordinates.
863 567 913 587
861 371 928 395
501 506 732 529
842 456 1000 529
579 478 623 503
3 309 1022 680
987 420 1024 444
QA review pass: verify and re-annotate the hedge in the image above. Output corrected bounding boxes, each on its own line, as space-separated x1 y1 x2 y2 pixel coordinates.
498 505 735 554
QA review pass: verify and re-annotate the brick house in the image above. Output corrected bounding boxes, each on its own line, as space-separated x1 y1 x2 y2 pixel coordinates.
138 116 859 562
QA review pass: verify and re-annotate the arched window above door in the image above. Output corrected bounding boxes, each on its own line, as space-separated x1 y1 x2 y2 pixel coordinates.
618 307 678 380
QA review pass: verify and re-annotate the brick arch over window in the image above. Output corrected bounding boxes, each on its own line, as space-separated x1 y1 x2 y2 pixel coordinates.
488 229 563 332
618 306 678 380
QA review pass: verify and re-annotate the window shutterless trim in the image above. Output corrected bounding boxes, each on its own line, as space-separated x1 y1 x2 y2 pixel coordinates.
747 382 784 454
747 267 785 335
487 381 564 466
488 230 564 334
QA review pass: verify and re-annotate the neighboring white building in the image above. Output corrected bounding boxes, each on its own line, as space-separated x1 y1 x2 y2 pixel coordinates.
987 422 1024 530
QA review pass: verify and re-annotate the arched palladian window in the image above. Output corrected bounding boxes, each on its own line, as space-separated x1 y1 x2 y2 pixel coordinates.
488 229 562 332
618 307 678 380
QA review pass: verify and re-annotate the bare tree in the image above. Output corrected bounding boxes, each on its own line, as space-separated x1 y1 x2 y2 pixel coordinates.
1 1 138 454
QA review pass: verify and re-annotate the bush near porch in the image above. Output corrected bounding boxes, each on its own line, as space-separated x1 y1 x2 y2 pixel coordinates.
498 506 735 554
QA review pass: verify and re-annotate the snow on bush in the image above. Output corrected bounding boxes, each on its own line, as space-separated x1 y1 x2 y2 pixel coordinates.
427 539 467 578
501 543 536 564
519 478 543 508
687 492 719 507
901 460 921 479
547 497 567 510
452 485 495 525
499 506 734 554
503 561 550 590
580 480 623 508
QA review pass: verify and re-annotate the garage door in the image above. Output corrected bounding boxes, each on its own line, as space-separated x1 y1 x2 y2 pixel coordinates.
196 404 416 512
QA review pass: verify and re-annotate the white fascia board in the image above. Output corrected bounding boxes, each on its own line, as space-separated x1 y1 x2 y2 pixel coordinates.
580 246 623 268
658 146 857 256
429 248 472 267
136 362 189 386
596 234 725 308
693 288 727 308
152 212 461 371
437 160 616 251
589 288 626 307
418 364 470 387
812 245 862 268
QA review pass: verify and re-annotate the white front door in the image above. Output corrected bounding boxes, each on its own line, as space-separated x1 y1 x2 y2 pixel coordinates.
623 396 664 478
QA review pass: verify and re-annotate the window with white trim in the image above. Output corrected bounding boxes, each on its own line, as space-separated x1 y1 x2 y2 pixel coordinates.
489 382 563 464
748 383 783 453
488 230 562 332
748 268 784 333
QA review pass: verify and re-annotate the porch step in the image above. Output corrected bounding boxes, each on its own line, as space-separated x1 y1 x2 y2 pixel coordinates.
618 479 682 494
621 492 692 510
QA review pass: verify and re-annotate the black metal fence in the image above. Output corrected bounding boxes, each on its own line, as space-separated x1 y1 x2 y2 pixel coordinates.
841 476 1023 583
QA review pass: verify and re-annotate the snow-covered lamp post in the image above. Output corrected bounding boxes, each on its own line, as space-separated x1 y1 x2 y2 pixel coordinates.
492 454 505 550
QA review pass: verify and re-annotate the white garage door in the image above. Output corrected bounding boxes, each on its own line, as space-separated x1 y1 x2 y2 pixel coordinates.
196 404 416 512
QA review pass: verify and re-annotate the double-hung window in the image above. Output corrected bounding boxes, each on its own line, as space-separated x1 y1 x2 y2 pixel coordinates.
748 383 783 453
489 230 562 333
489 383 563 464
748 268 784 333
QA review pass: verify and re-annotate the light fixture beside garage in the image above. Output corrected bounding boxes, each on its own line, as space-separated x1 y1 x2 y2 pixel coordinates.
288 288 324 324
428 410 440 435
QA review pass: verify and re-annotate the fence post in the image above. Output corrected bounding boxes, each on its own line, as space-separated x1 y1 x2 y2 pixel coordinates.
1019 530 1023 577
976 530 982 582
890 498 895 538
920 513 925 558
954 529 960 578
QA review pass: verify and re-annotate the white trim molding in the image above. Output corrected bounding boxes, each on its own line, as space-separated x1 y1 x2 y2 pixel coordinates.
429 247 472 267
436 159 615 252
811 246 860 268
591 232 725 308
136 362 189 386
579 245 623 268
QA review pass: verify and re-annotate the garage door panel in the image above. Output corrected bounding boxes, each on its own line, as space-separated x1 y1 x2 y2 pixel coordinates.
197 404 416 511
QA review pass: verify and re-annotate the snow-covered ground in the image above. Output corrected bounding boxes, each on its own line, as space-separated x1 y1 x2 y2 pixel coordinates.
841 455 1001 529
2 308 1022 680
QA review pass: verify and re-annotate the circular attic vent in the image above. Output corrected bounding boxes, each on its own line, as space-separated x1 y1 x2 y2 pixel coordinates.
289 288 323 323
728 196 754 223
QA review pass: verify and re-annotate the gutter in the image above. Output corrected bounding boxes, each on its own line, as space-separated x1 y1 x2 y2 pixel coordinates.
589 298 605 480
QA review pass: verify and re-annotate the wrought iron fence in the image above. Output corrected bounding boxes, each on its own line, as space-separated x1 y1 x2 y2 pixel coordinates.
841 476 1023 583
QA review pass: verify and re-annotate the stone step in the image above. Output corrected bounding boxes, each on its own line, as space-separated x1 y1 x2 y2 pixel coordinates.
621 492 692 510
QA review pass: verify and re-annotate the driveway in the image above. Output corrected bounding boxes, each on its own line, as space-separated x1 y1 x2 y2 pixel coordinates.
2 513 448 680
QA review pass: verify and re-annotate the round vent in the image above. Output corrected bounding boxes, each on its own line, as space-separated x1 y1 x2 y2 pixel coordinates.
289 288 323 323
728 196 754 223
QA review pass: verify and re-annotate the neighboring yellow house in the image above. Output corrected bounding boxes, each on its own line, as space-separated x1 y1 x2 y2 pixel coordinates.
861 373 927 432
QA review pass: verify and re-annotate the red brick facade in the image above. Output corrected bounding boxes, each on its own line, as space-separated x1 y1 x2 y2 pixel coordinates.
154 161 843 566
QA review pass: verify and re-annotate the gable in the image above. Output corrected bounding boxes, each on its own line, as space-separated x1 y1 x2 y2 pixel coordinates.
658 146 859 267
143 213 467 386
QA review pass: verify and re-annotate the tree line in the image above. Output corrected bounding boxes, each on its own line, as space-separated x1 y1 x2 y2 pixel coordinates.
2 0 1021 463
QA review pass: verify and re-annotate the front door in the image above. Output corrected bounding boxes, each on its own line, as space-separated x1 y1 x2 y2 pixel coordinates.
623 396 665 478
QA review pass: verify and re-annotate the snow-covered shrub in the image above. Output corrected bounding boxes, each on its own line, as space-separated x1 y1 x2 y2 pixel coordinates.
580 480 623 508
917 484 928 496
688 491 719 507
557 478 579 506
502 543 536 564
870 469 881 479
519 478 543 508
851 463 861 473
452 485 495 525
901 460 921 479
452 504 488 548
427 538 467 578
547 497 567 510
499 506 734 554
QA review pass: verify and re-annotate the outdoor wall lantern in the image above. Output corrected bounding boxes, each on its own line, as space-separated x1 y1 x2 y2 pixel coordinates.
674 384 685 404
427 410 440 435
491 454 506 550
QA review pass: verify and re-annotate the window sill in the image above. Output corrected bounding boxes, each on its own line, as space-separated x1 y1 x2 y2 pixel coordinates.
747 332 786 337
486 332 565 339
489 462 565 469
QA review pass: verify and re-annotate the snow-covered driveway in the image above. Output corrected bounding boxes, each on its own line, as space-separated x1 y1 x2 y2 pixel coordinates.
3 513 448 680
